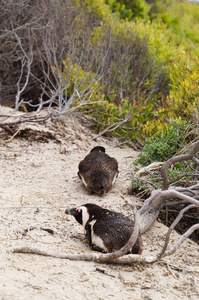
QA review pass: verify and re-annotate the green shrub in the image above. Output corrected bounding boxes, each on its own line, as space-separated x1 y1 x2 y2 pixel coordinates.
91 20 170 107
105 0 150 20
84 97 158 143
132 119 198 196
148 0 199 55
168 53 199 121
136 119 196 166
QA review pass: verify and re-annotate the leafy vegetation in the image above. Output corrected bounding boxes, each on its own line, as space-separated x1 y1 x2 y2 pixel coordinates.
75 0 199 148
135 120 197 165
1 0 199 151
105 0 150 20
132 119 199 196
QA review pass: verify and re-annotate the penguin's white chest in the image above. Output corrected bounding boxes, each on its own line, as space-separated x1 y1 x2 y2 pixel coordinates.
89 220 108 252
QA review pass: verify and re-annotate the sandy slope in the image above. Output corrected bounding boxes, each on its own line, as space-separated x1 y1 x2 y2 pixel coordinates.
0 107 198 300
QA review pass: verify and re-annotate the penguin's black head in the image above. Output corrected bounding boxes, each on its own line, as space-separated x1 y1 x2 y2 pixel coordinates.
90 146 105 153
65 207 83 225
65 203 96 228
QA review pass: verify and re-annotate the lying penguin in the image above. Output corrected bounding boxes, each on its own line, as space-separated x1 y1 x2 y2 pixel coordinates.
78 146 119 195
65 203 143 254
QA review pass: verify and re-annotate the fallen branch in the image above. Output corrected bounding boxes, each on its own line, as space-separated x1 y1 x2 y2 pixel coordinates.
164 223 199 257
10 220 198 264
158 204 197 258
134 162 164 177
139 189 199 234
10 246 157 264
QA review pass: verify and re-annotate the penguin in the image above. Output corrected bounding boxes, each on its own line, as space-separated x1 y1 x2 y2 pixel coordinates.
65 203 143 254
78 146 119 195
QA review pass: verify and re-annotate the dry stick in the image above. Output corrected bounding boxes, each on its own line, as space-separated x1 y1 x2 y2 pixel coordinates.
134 161 164 177
161 199 186 208
11 221 198 264
0 125 15 135
138 189 199 235
0 114 52 127
138 191 163 234
169 173 199 186
10 211 142 264
176 138 199 155
164 223 199 257
158 204 197 259
162 190 199 207
161 140 199 190
0 102 107 127
192 156 199 165
6 128 22 142
92 116 129 140
10 246 158 264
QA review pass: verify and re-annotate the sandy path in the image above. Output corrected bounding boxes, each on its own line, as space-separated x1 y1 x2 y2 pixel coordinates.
0 109 198 300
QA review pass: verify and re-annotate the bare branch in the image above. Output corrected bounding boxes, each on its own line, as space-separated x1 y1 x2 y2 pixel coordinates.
134 162 164 177
158 204 197 258
161 190 199 207
138 188 199 234
92 116 129 140
168 173 199 185
10 210 143 264
10 246 159 264
164 223 199 257
161 140 199 190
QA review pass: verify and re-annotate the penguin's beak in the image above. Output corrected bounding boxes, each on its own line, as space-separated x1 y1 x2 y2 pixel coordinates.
65 208 70 215
65 208 78 217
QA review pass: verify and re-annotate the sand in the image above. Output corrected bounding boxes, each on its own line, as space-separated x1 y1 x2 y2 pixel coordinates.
0 106 198 300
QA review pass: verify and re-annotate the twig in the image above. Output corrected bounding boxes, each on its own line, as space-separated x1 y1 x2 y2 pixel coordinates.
161 140 199 190
92 116 129 140
158 204 197 258
164 223 199 257
169 173 199 185
0 125 15 135
5 129 22 142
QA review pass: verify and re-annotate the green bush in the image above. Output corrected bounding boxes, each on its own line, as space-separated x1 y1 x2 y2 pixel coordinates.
168 53 199 121
147 0 199 55
136 119 196 166
131 119 198 196
105 0 150 20
91 20 170 106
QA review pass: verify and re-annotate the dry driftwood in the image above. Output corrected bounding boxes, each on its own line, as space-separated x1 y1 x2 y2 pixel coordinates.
11 210 199 264
10 141 199 264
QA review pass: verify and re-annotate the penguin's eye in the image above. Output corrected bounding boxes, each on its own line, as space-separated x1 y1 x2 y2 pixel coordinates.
76 207 81 213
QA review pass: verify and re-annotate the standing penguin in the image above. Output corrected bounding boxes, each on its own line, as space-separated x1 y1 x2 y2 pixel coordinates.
65 203 143 254
78 146 119 195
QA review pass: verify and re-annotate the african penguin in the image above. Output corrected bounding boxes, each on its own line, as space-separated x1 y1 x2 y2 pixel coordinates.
78 146 119 195
65 203 143 254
